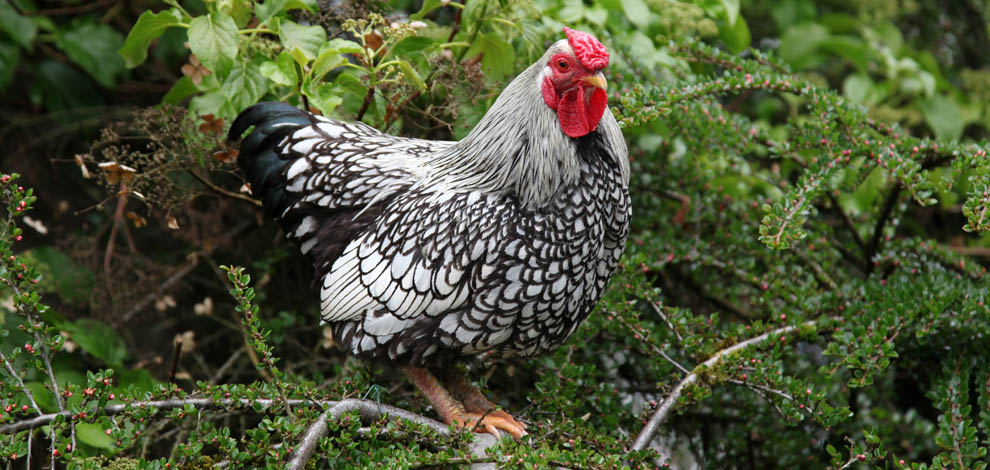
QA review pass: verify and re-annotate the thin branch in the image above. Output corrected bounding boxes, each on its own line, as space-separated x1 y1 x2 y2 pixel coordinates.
865 186 902 275
825 192 867 256
187 170 263 208
629 319 831 451
615 315 690 375
647 301 683 343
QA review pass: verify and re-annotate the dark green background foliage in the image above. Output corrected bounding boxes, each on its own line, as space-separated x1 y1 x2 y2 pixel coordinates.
1 0 989 468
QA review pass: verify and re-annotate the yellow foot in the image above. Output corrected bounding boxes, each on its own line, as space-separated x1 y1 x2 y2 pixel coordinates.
451 410 528 439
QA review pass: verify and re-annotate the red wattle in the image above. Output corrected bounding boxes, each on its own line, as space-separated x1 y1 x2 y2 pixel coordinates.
586 87 607 133
542 76 558 110
557 87 608 138
558 87 588 138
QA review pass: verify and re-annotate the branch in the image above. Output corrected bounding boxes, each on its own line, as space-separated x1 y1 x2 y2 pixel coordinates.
629 319 830 451
2 397 501 470
865 186 902 275
187 170 263 208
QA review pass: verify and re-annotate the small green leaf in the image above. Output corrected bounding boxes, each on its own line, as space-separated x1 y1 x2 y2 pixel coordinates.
410 0 445 20
325 38 363 55
57 21 126 87
290 47 309 67
63 319 128 366
260 51 298 86
279 20 326 61
396 60 426 91
303 79 343 116
188 13 239 76
218 0 253 28
162 75 200 104
119 9 183 68
311 46 347 82
0 0 37 50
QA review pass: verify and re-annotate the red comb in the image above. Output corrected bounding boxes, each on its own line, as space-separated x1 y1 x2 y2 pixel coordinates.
563 27 609 70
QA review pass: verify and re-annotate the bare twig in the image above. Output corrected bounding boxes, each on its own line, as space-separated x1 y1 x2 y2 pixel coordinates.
187 170 263 208
647 301 683 343
288 398 471 470
104 184 129 273
629 319 830 451
168 338 183 384
615 315 690 375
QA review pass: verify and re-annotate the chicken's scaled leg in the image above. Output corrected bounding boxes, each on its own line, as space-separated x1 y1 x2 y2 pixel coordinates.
440 367 528 433
400 366 527 439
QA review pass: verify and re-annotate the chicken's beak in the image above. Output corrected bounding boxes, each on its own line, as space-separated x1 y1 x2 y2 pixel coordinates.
580 72 607 91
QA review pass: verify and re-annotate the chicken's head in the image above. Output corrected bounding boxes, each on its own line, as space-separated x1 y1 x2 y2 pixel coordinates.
541 27 610 138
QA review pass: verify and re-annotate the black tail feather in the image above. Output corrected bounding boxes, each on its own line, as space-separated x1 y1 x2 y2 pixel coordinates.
228 102 313 219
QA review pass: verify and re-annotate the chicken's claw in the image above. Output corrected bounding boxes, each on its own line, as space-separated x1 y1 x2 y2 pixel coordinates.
451 410 528 439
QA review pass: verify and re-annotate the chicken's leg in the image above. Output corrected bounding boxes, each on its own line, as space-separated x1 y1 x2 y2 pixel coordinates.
440 367 528 433
400 366 527 439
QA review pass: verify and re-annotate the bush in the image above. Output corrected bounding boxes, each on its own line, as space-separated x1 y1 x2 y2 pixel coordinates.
1 0 988 468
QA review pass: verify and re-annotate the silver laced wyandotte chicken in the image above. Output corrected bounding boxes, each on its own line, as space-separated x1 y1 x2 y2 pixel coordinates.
228 27 629 439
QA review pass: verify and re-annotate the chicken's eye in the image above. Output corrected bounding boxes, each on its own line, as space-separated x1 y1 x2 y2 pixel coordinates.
557 59 568 70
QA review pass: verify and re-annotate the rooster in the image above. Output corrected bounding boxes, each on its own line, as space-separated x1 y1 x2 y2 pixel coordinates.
229 27 629 439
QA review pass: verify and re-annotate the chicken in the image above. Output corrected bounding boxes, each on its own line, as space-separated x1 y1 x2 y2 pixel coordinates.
228 27 629 439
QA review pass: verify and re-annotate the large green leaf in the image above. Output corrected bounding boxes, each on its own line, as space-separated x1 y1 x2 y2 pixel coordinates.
58 21 126 88
718 14 750 53
466 33 514 80
558 0 584 23
920 94 965 141
162 75 200 104
397 60 426 91
279 20 325 61
220 57 269 115
255 0 288 23
720 0 740 26
27 247 95 304
119 9 182 68
410 0 445 20
188 13 239 76
62 319 128 367
778 22 828 69
620 0 650 28
77 423 114 449
310 39 359 81
25 382 57 412
260 51 298 86
0 41 17 90
0 0 36 50
31 60 103 112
